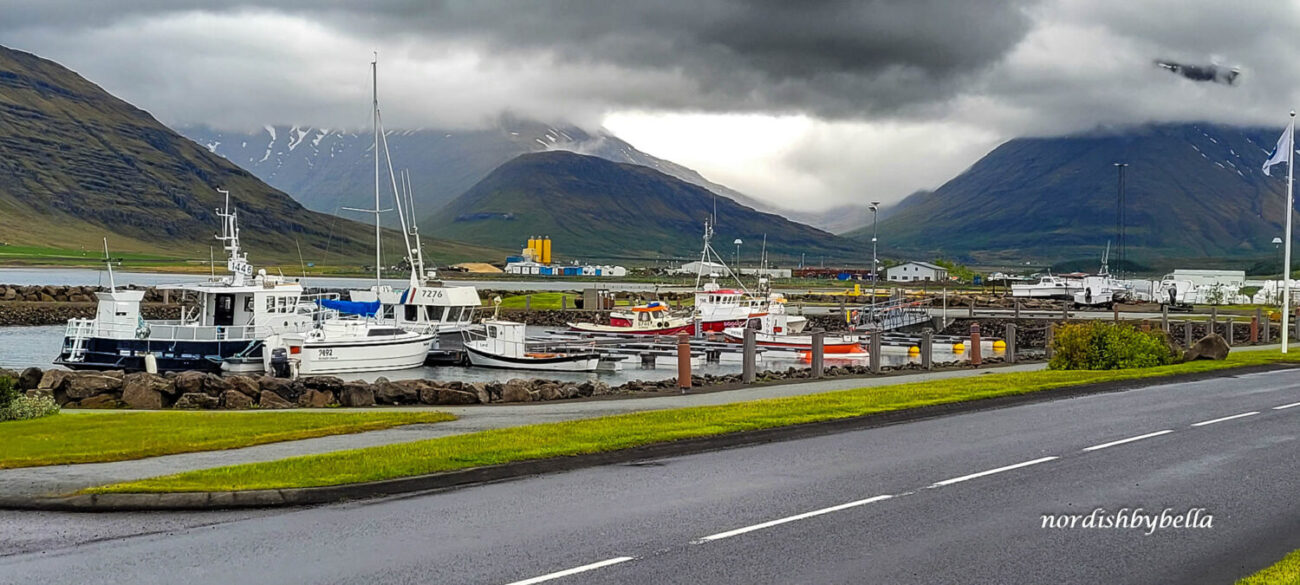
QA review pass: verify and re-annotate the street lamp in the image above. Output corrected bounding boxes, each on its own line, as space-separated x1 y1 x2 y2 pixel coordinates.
869 201 881 304
1113 163 1128 279
733 238 743 276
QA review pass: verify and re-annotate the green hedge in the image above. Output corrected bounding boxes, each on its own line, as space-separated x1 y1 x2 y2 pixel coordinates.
0 376 59 422
1049 322 1177 370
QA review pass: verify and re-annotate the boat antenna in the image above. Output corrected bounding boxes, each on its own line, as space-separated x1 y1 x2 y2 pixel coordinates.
295 238 307 282
376 118 418 288
102 237 116 293
214 188 250 286
403 169 429 283
209 246 214 280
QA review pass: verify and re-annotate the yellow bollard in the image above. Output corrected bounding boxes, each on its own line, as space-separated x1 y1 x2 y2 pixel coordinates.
952 342 965 352
993 340 1006 351
908 346 920 355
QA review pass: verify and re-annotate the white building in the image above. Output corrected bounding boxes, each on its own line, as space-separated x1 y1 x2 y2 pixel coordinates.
1166 269 1246 288
739 267 793 278
677 261 731 276
886 261 948 283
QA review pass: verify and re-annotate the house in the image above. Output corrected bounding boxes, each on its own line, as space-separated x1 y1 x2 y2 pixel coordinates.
886 261 948 283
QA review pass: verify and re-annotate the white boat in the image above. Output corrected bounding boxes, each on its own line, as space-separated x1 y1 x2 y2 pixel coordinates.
263 319 434 376
723 311 862 353
1011 274 1083 299
1072 246 1128 307
572 301 694 335
55 192 320 374
464 319 600 372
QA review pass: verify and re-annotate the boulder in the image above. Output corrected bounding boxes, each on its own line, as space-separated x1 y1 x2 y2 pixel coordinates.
37 369 74 391
1 287 16 301
77 394 121 409
121 382 164 410
482 381 504 402
258 376 298 402
338 382 375 407
18 367 43 391
466 382 491 404
1185 333 1231 361
297 389 335 408
174 392 220 409
538 383 565 401
64 373 123 400
221 389 255 409
500 379 533 402
258 390 294 409
226 375 261 400
302 376 345 394
422 387 479 405
199 373 234 397
174 371 206 395
374 377 419 404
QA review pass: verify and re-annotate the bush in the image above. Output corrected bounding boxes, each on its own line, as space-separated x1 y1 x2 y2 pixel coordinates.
0 376 19 411
1049 322 1177 370
0 394 60 422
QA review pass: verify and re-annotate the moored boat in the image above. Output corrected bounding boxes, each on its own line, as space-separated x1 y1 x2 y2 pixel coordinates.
464 319 600 371
571 301 693 335
262 312 434 376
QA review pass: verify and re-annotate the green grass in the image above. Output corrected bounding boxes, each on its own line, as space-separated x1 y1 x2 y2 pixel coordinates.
87 350 1300 494
2 410 454 469
1238 550 1300 585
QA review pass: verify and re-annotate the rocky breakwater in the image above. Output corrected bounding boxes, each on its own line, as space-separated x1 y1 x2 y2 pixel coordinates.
0 284 177 326
0 367 619 410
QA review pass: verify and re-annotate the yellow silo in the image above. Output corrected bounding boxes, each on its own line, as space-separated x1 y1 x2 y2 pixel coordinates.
526 237 536 260
542 236 552 264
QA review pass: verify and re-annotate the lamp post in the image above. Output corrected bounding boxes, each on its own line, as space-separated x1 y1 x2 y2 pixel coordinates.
869 201 880 304
733 238 743 277
1114 163 1128 279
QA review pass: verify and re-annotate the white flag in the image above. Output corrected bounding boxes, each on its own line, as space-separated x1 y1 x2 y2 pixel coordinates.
1263 123 1293 176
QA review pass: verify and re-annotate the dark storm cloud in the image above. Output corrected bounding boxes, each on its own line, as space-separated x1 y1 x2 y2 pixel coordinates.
2 0 1037 118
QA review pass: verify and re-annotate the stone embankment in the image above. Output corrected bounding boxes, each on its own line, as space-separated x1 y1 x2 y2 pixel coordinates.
0 355 1013 411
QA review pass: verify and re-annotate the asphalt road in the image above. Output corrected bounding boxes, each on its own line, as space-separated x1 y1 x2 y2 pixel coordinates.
2 369 1299 584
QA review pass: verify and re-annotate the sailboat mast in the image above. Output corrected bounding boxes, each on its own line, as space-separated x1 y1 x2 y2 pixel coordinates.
372 54 381 287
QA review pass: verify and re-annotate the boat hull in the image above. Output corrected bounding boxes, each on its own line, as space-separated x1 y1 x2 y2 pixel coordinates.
567 322 693 335
288 334 434 375
464 345 601 372
55 336 260 374
722 329 864 353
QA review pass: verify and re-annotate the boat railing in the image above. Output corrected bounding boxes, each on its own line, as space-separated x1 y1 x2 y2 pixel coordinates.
852 297 934 332
63 318 275 342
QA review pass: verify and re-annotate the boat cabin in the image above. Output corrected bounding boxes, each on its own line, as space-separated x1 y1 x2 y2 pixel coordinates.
350 284 481 334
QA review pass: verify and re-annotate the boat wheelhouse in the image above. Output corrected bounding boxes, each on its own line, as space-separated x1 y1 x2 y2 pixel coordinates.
464 319 601 372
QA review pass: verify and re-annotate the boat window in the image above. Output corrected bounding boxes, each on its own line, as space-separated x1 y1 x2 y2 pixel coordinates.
488 325 498 338
405 305 420 321
367 328 406 337
266 297 275 312
382 306 395 320
427 306 446 321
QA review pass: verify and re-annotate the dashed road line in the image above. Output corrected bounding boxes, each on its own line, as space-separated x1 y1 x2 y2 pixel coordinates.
1082 430 1174 452
503 556 636 585
1191 412 1259 427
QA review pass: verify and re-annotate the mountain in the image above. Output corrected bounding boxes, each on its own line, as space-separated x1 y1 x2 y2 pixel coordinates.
0 45 499 265
852 123 1290 263
178 119 829 229
424 151 862 262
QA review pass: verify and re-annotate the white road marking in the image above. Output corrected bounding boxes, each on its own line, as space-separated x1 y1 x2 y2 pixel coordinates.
1191 412 1260 427
504 557 635 585
927 456 1059 488
1082 430 1174 452
694 494 894 543
1274 402 1300 410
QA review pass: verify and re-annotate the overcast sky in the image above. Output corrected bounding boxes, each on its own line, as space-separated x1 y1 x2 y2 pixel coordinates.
4 0 1298 212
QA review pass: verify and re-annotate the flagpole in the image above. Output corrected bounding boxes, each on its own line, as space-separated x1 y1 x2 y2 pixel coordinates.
1285 110 1295 353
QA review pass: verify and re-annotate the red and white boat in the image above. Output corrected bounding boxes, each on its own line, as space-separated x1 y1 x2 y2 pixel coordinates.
723 312 864 353
569 302 693 335
694 283 769 332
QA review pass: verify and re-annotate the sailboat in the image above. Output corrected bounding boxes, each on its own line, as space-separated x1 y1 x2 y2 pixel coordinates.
262 56 433 376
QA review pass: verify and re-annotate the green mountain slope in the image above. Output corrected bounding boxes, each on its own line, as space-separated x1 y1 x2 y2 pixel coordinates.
0 45 499 265
425 151 863 262
852 124 1290 263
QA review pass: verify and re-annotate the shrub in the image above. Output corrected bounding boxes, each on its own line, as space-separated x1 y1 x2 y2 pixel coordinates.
0 394 60 422
1049 322 1177 370
0 376 19 411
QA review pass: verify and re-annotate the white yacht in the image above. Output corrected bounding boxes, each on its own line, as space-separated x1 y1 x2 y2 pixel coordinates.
1011 274 1083 300
56 192 318 374
262 317 434 376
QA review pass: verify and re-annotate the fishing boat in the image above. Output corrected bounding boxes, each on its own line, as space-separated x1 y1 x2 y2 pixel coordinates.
464 319 600 371
570 301 693 335
261 303 434 376
1070 245 1129 308
55 192 319 374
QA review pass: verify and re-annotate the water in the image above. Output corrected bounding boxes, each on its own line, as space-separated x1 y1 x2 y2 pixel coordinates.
0 268 676 292
0 323 984 383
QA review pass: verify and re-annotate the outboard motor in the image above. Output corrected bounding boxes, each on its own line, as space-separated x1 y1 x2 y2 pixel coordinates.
269 347 292 378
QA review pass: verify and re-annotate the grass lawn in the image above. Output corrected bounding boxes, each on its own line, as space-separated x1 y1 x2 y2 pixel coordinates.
2 411 454 469
87 350 1300 494
1238 549 1300 584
